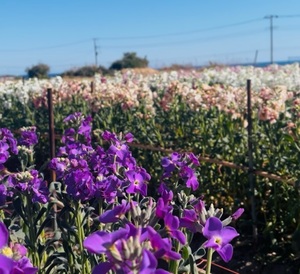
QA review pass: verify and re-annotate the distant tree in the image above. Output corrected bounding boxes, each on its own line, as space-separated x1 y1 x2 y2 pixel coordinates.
26 63 50 79
62 65 109 77
109 52 148 70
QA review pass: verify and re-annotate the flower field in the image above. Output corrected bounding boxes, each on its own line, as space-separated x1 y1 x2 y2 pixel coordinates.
0 64 300 273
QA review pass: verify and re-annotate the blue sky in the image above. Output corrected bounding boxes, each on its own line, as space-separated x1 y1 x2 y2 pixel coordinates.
1 0 300 75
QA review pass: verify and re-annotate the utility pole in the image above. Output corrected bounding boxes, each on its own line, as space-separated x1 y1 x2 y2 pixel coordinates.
253 50 258 65
93 38 98 66
264 15 278 64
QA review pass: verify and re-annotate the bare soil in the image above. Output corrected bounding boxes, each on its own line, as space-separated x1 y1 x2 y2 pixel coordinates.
210 242 300 274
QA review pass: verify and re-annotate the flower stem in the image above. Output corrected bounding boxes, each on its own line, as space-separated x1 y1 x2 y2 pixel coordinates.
205 248 213 274
26 195 40 268
75 202 91 274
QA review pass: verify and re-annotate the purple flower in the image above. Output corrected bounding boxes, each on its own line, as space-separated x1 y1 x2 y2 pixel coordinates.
94 175 122 203
157 183 173 202
191 198 205 214
180 166 199 191
0 142 9 164
92 262 114 274
8 170 49 204
160 152 200 190
161 152 180 178
155 197 172 219
180 209 203 233
99 200 130 223
0 128 18 155
78 116 92 145
0 221 9 249
0 128 18 170
12 257 38 274
101 131 118 142
83 227 128 254
164 213 186 245
0 254 14 274
62 113 93 146
107 143 129 162
125 170 148 196
18 127 38 147
0 222 38 273
84 223 179 273
147 226 181 261
124 132 134 143
63 112 83 123
65 169 95 201
48 158 68 179
61 128 76 144
203 217 239 262
187 152 200 166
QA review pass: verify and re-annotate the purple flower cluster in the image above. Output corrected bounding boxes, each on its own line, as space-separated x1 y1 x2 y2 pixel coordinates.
18 126 38 147
0 222 38 273
0 128 18 171
180 198 206 233
178 197 243 262
7 170 49 204
49 113 151 202
0 126 48 205
84 222 179 274
161 152 200 191
180 198 244 232
62 112 92 146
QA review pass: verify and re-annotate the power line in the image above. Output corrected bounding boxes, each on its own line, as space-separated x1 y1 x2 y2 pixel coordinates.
1 14 300 73
99 28 268 49
0 39 91 52
93 18 264 40
0 18 265 53
278 14 300 18
0 15 299 53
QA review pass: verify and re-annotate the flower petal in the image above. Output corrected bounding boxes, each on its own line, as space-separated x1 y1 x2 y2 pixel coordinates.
203 217 222 239
219 227 239 244
217 243 233 262
140 249 157 274
0 222 8 248
0 254 15 274
204 238 220 250
92 262 113 274
84 228 128 254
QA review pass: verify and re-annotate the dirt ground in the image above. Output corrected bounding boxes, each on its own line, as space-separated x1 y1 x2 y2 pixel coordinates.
209 242 300 274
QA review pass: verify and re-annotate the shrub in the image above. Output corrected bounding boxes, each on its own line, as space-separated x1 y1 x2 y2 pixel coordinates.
62 65 109 77
109 52 148 70
26 63 50 79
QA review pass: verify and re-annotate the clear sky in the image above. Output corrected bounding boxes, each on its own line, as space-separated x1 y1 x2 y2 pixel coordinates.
1 0 300 75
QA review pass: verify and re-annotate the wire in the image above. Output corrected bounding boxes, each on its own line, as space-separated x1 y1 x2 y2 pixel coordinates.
0 18 264 53
94 18 264 40
100 28 268 49
278 14 300 18
0 39 91 52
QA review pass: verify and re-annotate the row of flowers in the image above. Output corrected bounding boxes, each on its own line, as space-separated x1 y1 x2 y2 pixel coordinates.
1 64 300 123
0 113 243 273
